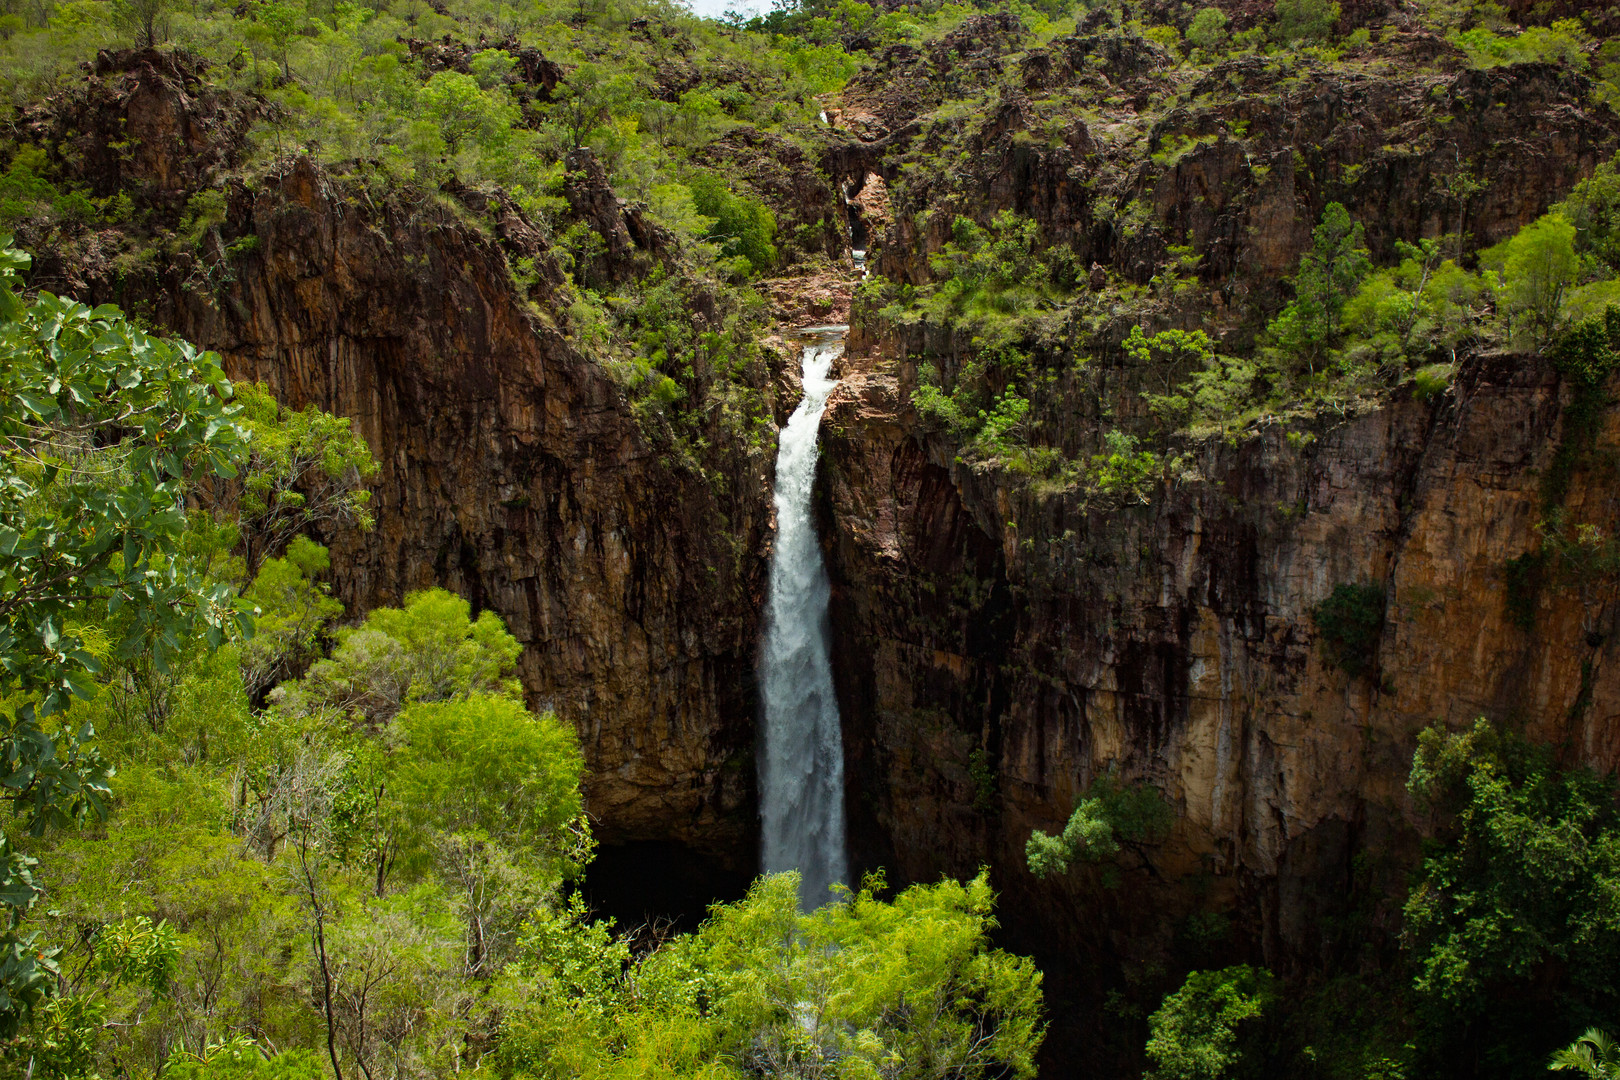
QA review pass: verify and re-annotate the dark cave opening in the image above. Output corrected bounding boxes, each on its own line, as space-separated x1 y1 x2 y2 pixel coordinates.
582 839 756 933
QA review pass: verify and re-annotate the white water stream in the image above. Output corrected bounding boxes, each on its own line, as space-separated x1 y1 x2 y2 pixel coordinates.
759 330 849 910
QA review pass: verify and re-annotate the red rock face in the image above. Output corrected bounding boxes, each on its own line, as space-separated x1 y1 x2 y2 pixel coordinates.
207 159 775 867
818 344 1620 1067
822 345 1620 878
18 51 780 871
814 25 1620 1066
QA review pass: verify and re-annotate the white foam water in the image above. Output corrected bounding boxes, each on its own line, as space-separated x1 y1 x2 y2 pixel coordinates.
758 333 848 910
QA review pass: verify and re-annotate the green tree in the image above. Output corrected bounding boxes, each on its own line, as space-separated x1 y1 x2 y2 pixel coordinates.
110 0 167 46
1130 325 1266 437
0 235 249 1033
1404 720 1620 1070
396 696 586 977
1337 237 1482 370
1481 211 1581 349
248 0 303 79
1312 582 1385 677
497 870 1045 1079
272 587 521 727
390 693 584 870
552 63 616 150
200 381 376 577
329 691 585 967
237 537 345 699
1272 0 1338 42
1185 7 1228 51
1267 203 1370 370
1145 966 1276 1080
1026 768 1172 879
418 70 519 156
687 173 779 277
1565 159 1620 276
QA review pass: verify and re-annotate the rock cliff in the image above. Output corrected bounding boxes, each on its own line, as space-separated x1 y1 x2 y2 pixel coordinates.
821 338 1619 984
815 17 1620 1066
11 50 783 887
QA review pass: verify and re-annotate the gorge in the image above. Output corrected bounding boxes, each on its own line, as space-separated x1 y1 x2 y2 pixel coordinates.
3 0 1620 1075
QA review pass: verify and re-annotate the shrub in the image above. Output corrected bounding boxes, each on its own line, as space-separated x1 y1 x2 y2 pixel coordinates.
1145 966 1277 1080
1272 0 1338 42
687 172 778 276
1412 362 1456 400
1449 19 1592 71
1088 429 1160 502
1312 582 1384 676
0 147 99 229
1186 7 1228 52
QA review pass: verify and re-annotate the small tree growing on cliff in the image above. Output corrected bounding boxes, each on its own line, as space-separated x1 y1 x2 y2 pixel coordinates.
1146 966 1277 1080
1185 7 1229 53
1481 210 1581 350
1027 768 1173 881
1272 0 1338 42
1266 202 1370 372
1311 582 1385 677
552 64 618 150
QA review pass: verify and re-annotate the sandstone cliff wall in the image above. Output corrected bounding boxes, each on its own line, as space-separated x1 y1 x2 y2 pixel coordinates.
14 51 780 871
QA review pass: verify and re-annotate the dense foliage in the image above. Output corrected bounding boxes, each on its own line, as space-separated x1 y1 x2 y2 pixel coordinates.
496 871 1043 1079
1144 967 1275 1080
0 235 250 1033
1401 720 1620 1075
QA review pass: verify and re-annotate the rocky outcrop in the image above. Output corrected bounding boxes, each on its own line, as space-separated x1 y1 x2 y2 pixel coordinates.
854 39 1617 312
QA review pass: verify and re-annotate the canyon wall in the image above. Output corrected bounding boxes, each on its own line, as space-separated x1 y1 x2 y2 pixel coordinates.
15 50 785 880
814 19 1620 1066
822 340 1620 939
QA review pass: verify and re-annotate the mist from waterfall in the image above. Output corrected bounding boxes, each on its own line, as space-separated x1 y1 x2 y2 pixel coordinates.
759 331 848 911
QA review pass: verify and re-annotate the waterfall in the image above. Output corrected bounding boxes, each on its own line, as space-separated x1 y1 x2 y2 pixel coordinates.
759 329 849 911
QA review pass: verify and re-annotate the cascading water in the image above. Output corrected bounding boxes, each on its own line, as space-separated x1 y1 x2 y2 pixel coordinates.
759 329 849 911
